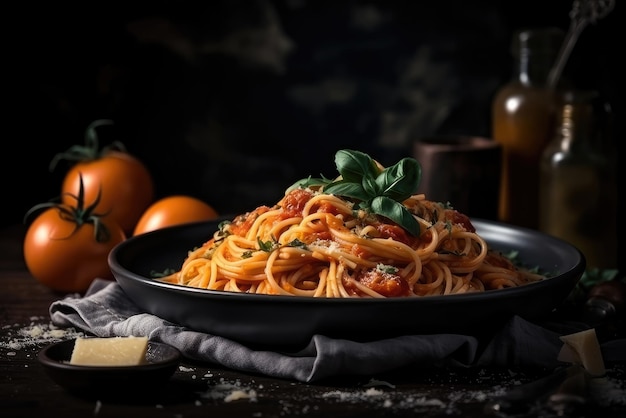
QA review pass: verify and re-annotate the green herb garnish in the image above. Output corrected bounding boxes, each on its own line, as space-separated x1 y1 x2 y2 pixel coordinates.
376 263 399 274
288 149 422 236
257 237 279 252
287 238 308 250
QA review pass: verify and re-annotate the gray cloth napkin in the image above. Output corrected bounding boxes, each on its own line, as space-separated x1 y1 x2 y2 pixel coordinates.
49 278 625 383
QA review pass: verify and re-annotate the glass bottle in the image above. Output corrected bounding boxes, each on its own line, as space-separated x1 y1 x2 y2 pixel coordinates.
491 28 565 229
539 90 617 270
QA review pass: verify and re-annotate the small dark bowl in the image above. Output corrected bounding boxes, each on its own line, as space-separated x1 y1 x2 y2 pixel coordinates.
38 339 181 398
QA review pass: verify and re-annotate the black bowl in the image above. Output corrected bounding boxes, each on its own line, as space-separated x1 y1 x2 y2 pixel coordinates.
109 219 585 349
38 339 181 397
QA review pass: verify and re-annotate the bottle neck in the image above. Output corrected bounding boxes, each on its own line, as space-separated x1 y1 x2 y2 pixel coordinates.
556 93 596 157
510 27 564 87
516 51 555 86
554 99 594 152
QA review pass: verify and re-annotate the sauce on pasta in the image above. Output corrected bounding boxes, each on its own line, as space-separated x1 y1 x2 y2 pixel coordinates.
161 151 544 297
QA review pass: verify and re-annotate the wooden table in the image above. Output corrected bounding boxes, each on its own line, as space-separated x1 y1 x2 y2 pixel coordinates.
1 224 625 417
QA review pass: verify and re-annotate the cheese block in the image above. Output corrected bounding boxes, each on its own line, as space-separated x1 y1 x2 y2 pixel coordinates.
557 328 605 377
70 336 149 366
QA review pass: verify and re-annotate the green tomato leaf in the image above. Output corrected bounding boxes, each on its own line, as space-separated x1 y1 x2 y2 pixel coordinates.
370 196 420 236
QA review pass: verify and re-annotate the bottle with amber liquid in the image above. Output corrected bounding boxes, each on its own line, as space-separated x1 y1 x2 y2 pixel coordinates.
539 90 617 270
492 28 565 229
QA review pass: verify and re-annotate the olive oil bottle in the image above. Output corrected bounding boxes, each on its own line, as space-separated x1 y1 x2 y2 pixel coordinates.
539 90 617 269
491 28 564 229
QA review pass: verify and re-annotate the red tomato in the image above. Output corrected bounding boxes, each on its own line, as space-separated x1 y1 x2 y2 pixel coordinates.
23 207 126 294
51 119 155 235
133 195 219 236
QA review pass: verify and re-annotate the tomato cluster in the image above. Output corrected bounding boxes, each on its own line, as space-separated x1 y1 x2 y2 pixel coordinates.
23 120 219 293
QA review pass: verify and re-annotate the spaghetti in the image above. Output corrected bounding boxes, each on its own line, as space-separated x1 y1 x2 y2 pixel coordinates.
162 151 543 297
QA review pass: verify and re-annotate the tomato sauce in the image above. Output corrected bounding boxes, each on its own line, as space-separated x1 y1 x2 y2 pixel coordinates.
280 189 313 219
230 206 271 236
344 268 410 297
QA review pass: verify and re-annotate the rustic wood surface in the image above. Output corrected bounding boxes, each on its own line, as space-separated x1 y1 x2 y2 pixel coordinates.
1 224 624 418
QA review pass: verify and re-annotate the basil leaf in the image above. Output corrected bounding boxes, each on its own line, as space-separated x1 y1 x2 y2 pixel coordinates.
370 196 420 236
362 174 380 197
334 149 379 183
285 149 423 237
376 158 421 201
324 181 370 201
286 176 331 193
258 238 279 252
287 238 308 249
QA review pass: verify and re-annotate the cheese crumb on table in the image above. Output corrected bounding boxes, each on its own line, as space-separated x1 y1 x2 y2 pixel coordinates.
69 336 149 366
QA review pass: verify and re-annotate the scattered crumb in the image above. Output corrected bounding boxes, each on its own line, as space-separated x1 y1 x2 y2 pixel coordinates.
94 400 102 415
224 389 258 402
198 378 258 403
123 351 626 415
589 374 626 407
0 319 84 351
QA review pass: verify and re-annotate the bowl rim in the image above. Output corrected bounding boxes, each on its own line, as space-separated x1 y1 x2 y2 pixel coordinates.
108 218 585 304
106 218 586 347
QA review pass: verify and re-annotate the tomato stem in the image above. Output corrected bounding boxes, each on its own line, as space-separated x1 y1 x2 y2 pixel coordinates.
49 119 127 172
24 173 113 243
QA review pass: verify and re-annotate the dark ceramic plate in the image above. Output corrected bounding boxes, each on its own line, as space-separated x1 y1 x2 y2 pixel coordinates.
38 339 180 396
109 219 585 349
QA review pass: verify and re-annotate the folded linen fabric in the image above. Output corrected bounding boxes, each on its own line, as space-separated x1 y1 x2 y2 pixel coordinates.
49 279 625 383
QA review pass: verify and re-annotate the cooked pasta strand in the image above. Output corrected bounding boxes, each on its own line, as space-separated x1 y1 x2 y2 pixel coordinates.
161 188 543 297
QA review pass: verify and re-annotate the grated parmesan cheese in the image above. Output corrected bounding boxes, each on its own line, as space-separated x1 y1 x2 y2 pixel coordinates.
170 366 626 414
0 320 84 351
199 379 259 403
224 389 258 402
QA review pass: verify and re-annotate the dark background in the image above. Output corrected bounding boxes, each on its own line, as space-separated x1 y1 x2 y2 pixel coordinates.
5 1 623 267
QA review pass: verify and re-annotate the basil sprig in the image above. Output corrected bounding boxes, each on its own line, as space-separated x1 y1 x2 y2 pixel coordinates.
287 149 422 236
